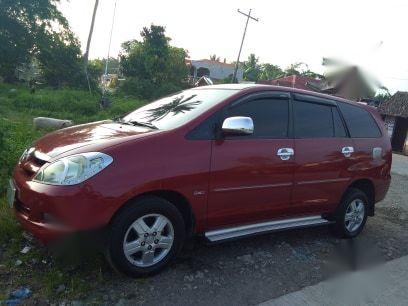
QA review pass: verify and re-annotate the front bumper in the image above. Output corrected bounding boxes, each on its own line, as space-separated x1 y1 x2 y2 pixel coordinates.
11 165 120 244
14 207 73 244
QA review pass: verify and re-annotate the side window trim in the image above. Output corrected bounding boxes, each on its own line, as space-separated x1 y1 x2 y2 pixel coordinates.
293 93 337 106
228 91 291 109
334 102 351 138
330 108 336 137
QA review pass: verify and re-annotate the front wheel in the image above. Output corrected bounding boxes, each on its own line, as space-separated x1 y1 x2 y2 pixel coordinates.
107 196 185 277
331 188 368 238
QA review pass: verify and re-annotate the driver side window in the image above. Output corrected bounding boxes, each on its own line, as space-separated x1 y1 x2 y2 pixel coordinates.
226 98 289 138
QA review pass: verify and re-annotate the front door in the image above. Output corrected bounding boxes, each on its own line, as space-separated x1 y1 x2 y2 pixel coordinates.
291 94 354 214
207 93 295 229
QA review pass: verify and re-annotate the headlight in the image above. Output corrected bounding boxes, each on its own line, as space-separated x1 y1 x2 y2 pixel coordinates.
19 147 34 163
34 152 113 185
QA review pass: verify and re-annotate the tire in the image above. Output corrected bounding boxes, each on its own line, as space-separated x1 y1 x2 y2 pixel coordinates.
330 188 368 239
107 196 186 277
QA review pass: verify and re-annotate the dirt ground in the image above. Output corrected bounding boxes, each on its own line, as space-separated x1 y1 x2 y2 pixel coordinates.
77 170 408 306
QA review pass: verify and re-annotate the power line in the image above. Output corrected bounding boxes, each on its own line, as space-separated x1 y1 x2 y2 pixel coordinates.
232 9 259 83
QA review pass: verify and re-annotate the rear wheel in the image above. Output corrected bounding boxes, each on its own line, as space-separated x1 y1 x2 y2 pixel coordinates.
107 196 185 277
331 188 368 238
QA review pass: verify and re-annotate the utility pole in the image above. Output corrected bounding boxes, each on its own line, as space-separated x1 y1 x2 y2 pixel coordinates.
100 0 117 108
84 0 99 94
232 9 259 83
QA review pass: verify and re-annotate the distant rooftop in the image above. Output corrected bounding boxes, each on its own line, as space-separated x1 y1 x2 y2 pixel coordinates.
258 75 322 91
378 91 408 118
186 58 236 68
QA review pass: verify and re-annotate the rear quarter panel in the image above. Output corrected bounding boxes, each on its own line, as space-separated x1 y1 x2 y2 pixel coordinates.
349 107 392 203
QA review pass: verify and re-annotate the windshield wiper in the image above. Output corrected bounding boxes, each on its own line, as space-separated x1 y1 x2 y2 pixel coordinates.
113 117 158 129
129 121 158 129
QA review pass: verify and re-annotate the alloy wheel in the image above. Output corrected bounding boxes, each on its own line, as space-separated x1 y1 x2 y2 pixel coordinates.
344 199 365 232
123 213 174 267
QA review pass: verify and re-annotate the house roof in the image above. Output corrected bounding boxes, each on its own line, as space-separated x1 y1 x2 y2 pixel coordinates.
190 59 236 68
378 91 408 118
258 75 322 91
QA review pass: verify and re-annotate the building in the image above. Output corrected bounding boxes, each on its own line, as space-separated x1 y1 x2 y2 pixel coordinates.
378 91 408 155
186 59 243 83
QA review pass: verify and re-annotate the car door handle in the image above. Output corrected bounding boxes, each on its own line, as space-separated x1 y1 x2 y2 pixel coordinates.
341 146 354 157
277 148 294 161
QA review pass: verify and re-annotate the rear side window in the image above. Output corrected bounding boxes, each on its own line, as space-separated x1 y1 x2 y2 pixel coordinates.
294 101 342 138
227 98 289 138
338 102 381 138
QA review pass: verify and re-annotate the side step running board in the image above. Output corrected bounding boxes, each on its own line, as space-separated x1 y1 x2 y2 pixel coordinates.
205 215 332 242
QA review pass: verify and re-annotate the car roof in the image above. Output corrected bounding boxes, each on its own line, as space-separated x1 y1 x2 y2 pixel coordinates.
190 83 260 90
193 83 372 110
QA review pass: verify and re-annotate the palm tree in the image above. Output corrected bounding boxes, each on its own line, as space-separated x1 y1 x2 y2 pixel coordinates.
143 94 202 121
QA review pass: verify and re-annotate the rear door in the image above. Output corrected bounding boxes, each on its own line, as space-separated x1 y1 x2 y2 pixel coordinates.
292 94 354 214
207 92 295 228
337 102 389 194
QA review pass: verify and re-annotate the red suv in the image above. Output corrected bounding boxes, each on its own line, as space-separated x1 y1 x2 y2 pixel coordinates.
9 84 391 277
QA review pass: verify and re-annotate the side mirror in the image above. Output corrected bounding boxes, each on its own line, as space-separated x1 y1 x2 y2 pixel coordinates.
221 116 254 136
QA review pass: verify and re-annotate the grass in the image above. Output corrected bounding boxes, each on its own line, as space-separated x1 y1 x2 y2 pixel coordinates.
0 83 146 302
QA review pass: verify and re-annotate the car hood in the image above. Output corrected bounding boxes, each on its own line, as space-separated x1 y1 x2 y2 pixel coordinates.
32 120 159 159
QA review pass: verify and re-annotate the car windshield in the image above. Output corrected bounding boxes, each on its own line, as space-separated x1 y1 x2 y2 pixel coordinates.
121 88 239 130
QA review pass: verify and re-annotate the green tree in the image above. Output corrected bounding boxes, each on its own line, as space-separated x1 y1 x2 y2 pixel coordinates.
36 31 83 87
243 54 261 81
86 58 104 90
0 0 83 87
284 62 323 79
375 91 391 104
258 63 284 81
120 25 189 99
284 62 306 76
301 70 324 80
